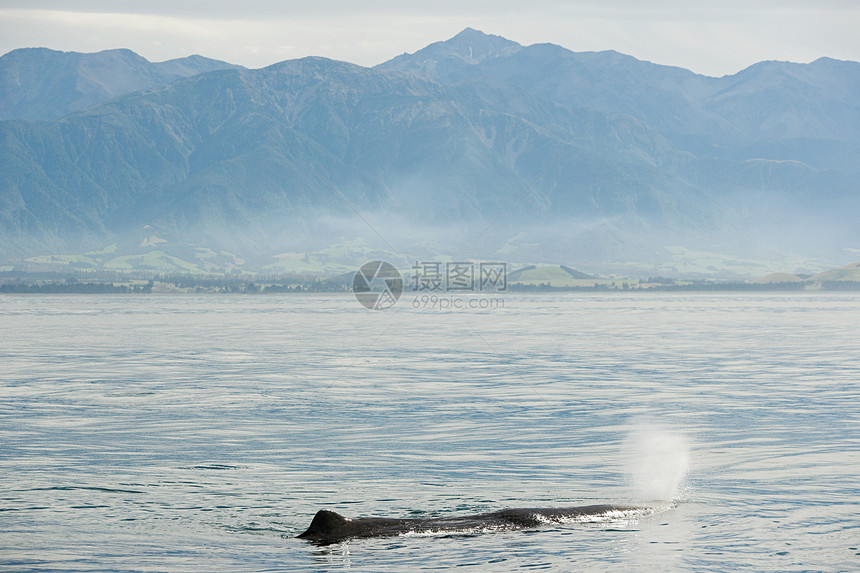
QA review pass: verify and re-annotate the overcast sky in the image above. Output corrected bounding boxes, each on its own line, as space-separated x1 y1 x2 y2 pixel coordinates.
1 1 858 76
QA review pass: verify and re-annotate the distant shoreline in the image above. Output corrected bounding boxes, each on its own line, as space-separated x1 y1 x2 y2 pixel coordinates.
2 278 858 294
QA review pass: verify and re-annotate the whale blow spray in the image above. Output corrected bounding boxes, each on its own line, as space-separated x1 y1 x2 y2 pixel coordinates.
623 423 690 502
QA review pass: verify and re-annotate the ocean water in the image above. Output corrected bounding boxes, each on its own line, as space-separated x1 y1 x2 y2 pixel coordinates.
0 292 858 571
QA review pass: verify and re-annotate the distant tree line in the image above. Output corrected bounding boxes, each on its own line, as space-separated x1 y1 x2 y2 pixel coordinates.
1 276 857 294
644 281 807 292
0 282 152 293
507 283 613 292
820 280 860 291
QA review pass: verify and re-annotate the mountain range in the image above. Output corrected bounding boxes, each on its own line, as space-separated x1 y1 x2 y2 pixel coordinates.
1 28 858 276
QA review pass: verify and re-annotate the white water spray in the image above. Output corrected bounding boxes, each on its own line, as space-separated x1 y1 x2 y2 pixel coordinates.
623 423 690 503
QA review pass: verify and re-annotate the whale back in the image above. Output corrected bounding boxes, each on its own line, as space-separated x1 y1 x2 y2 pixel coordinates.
297 509 416 543
296 509 349 541
297 504 652 544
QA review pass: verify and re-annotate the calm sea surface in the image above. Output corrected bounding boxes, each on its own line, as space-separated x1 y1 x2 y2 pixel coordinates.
0 293 858 571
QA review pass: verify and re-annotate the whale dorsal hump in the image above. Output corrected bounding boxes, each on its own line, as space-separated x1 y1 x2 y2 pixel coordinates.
297 509 348 538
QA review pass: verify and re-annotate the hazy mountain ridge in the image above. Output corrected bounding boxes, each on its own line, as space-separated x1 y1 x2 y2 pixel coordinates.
398 39 860 171
1 29 858 273
0 47 241 121
379 27 524 78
